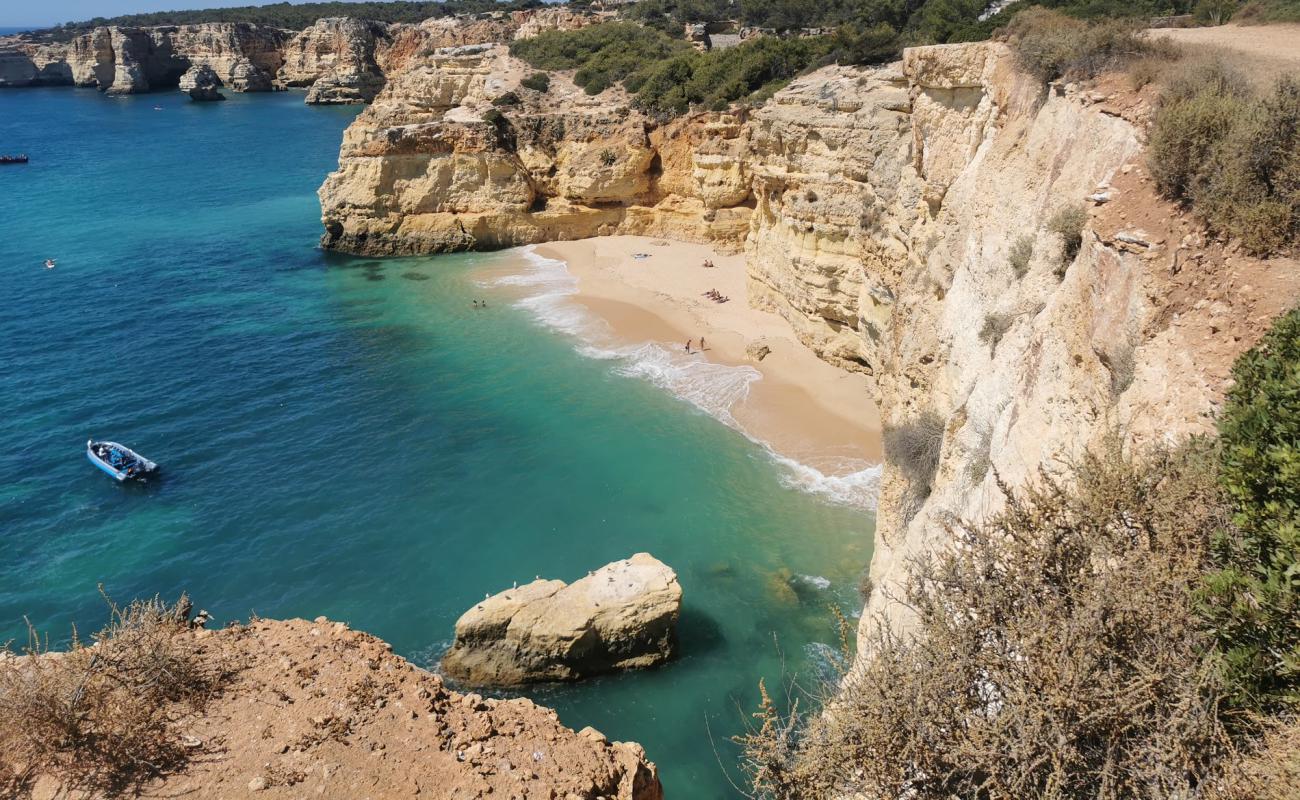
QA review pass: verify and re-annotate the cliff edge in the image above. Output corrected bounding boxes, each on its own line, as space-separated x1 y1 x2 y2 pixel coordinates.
22 617 661 800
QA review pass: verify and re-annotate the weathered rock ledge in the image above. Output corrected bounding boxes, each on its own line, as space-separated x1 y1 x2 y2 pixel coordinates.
443 554 682 686
27 616 662 800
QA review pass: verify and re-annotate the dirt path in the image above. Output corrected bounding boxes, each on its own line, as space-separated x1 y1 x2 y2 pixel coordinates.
1151 23 1300 82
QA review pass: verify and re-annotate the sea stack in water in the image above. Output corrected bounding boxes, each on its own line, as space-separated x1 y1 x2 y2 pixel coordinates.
179 65 225 101
442 553 681 686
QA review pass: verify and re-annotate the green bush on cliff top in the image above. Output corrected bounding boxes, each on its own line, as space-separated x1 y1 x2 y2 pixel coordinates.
1204 307 1300 712
1149 63 1300 255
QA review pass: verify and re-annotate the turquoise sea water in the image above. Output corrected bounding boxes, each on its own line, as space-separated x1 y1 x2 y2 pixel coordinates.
0 87 874 797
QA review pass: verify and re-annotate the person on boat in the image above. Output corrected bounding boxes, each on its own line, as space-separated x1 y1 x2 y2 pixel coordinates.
44 259 55 269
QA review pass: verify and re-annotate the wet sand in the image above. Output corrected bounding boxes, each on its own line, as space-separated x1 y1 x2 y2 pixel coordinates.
532 236 881 479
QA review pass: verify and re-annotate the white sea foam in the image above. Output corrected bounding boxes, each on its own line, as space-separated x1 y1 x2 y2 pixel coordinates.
770 455 882 510
797 574 832 590
494 246 881 511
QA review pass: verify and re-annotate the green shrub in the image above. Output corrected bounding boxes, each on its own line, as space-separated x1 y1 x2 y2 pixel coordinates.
1150 67 1300 254
1003 7 1176 83
481 108 505 127
1048 204 1088 270
634 35 835 116
1008 234 1034 278
1234 0 1300 22
739 442 1233 799
1149 61 1251 200
491 91 520 107
1204 307 1300 712
520 71 550 92
508 23 690 96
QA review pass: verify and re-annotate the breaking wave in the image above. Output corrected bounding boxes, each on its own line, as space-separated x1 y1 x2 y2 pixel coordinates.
491 246 880 510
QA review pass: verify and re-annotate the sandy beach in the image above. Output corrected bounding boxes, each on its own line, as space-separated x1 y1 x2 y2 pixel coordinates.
500 235 881 496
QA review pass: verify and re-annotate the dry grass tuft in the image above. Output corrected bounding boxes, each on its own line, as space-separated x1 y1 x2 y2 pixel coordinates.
882 410 946 500
0 593 229 798
1209 716 1300 800
739 441 1235 799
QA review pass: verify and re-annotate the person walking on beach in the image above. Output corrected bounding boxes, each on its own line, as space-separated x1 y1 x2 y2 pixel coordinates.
699 336 707 351
685 338 693 353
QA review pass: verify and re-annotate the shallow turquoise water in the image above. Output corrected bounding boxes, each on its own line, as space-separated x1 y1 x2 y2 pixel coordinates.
0 87 873 797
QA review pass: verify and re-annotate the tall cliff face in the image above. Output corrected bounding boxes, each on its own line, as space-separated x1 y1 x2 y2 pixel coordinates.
2 23 290 93
743 43 1300 637
317 38 1300 643
0 9 603 100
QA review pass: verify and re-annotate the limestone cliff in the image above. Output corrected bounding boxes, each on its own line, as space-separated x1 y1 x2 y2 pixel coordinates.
2 24 291 93
740 43 1300 637
0 9 603 101
318 45 753 254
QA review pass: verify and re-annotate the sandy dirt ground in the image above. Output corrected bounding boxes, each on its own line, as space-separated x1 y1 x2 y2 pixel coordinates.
1151 22 1300 82
525 236 881 476
30 618 660 800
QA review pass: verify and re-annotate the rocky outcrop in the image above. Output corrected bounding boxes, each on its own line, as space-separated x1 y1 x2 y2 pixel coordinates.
24 616 662 799
279 18 389 104
318 44 754 254
0 9 600 97
442 554 682 686
0 46 38 86
179 64 224 100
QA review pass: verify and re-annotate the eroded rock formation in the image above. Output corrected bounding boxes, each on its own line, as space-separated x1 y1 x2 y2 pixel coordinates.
0 8 604 102
179 63 224 100
1 23 289 93
442 554 682 686
318 43 754 254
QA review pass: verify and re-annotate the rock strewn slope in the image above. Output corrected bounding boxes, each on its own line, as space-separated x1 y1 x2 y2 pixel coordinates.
28 617 662 800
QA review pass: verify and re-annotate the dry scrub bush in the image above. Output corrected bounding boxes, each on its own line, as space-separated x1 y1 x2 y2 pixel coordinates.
1207 716 1300 800
882 410 945 500
1049 204 1088 273
1003 8 1177 83
1150 62 1300 254
739 442 1233 800
1008 234 1034 278
0 594 227 798
979 312 1015 353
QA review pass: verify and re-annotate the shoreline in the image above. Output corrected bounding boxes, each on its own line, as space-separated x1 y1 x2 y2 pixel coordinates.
485 235 882 508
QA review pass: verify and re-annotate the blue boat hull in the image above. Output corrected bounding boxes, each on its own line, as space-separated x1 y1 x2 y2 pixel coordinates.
86 439 158 482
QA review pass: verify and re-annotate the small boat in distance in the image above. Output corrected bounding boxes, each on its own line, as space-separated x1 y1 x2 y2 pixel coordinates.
44 259 56 269
0 155 29 165
87 439 158 482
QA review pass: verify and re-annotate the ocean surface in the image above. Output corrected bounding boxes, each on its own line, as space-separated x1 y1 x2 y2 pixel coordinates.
0 87 874 798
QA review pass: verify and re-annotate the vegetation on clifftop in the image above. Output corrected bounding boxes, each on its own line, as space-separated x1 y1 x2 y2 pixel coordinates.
1149 62 1300 255
41 0 542 36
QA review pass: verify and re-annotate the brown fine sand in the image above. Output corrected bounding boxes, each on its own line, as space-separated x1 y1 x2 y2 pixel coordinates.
494 235 881 485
